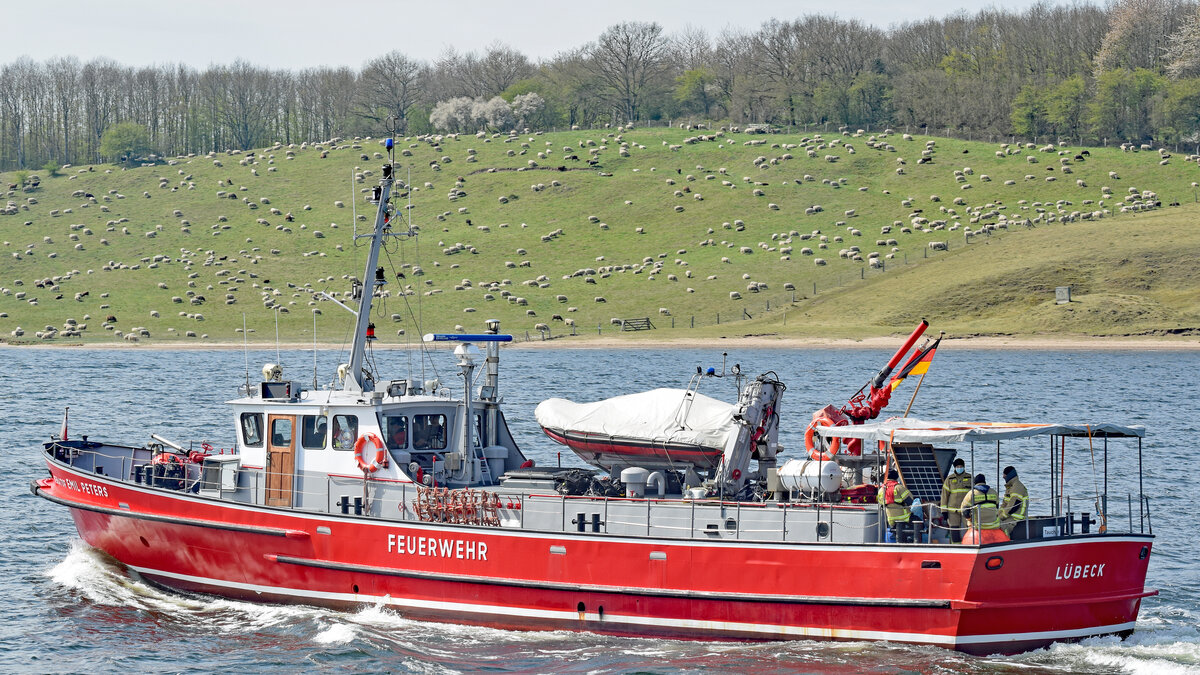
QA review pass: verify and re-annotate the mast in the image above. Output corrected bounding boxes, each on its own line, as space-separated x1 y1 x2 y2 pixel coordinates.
343 146 396 393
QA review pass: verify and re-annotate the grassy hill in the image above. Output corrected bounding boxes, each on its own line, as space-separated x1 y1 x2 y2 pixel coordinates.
2 127 1198 345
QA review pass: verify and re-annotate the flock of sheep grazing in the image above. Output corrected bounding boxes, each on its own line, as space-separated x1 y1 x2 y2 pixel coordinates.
2 121 1197 342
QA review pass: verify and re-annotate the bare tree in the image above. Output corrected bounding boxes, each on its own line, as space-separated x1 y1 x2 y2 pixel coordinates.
587 21 669 122
712 29 758 122
220 60 275 150
358 51 426 134
46 57 80 165
478 42 534 95
753 19 806 125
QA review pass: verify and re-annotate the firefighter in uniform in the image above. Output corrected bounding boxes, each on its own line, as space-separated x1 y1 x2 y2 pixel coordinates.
940 457 971 543
999 465 1029 537
960 474 1002 541
877 469 917 542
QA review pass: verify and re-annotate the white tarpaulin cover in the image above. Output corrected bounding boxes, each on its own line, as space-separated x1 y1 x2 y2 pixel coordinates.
535 388 736 449
815 417 1145 444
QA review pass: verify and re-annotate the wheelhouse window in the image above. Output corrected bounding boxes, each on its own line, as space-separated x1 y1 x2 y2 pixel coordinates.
413 414 447 451
241 412 264 448
384 415 408 450
332 414 358 451
270 417 293 447
301 415 327 449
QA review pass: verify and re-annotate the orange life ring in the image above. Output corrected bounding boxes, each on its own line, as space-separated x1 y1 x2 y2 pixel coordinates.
804 413 841 461
354 433 387 473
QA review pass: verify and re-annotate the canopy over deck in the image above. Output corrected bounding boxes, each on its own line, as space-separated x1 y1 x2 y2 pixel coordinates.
815 417 1145 444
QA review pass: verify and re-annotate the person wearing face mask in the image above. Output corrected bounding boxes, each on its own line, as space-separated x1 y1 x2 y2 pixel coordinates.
940 458 971 543
999 465 1029 537
877 469 916 542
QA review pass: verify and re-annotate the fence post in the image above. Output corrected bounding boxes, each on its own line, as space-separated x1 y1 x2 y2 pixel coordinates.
716 313 720 325
690 316 694 328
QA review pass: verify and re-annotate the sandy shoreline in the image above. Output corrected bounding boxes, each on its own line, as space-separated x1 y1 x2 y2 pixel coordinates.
2 334 1197 351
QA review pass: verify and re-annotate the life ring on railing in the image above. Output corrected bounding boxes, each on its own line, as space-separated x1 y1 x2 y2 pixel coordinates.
804 413 841 461
354 433 387 473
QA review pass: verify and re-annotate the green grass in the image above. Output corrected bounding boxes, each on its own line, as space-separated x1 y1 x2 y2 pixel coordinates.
2 128 1198 344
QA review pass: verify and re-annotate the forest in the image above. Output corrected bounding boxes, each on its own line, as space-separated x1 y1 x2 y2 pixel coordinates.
2 0 1199 172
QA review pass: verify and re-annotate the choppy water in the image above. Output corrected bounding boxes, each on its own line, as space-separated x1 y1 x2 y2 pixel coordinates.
2 344 1198 673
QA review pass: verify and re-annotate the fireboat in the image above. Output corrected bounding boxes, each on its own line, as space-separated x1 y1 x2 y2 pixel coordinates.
33 130 1155 655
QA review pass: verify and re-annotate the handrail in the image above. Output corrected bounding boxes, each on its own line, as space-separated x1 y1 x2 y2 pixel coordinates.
49 445 1151 543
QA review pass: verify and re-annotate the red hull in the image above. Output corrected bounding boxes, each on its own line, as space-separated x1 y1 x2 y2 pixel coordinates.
37 461 1154 655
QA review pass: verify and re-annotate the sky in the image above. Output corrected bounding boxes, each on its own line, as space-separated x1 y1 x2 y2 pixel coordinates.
3 0 1086 70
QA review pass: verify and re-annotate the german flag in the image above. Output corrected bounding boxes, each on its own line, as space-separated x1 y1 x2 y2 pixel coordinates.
889 336 941 391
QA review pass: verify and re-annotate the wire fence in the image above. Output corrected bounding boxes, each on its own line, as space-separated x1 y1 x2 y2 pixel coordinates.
551 118 1200 155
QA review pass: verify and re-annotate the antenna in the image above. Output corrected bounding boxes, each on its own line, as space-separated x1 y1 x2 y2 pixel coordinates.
351 168 358 241
242 313 250 391
274 307 281 366
312 309 318 389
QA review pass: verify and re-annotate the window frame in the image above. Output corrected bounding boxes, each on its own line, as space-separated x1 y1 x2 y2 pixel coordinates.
412 413 448 451
270 417 294 447
383 414 409 451
331 414 359 451
301 414 327 450
240 412 264 448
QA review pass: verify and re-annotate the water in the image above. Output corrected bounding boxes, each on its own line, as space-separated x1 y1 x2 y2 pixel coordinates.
2 345 1198 673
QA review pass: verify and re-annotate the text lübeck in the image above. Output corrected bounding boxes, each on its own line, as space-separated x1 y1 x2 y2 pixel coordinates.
1056 563 1105 580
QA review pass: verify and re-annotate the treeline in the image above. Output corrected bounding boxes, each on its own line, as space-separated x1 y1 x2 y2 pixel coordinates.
3 0 1200 172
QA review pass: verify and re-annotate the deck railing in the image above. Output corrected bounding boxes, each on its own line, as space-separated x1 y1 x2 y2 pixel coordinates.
49 443 1152 544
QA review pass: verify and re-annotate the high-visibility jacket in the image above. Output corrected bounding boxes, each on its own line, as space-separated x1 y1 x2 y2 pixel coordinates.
960 485 1001 529
877 479 913 525
940 471 972 513
1001 477 1028 521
